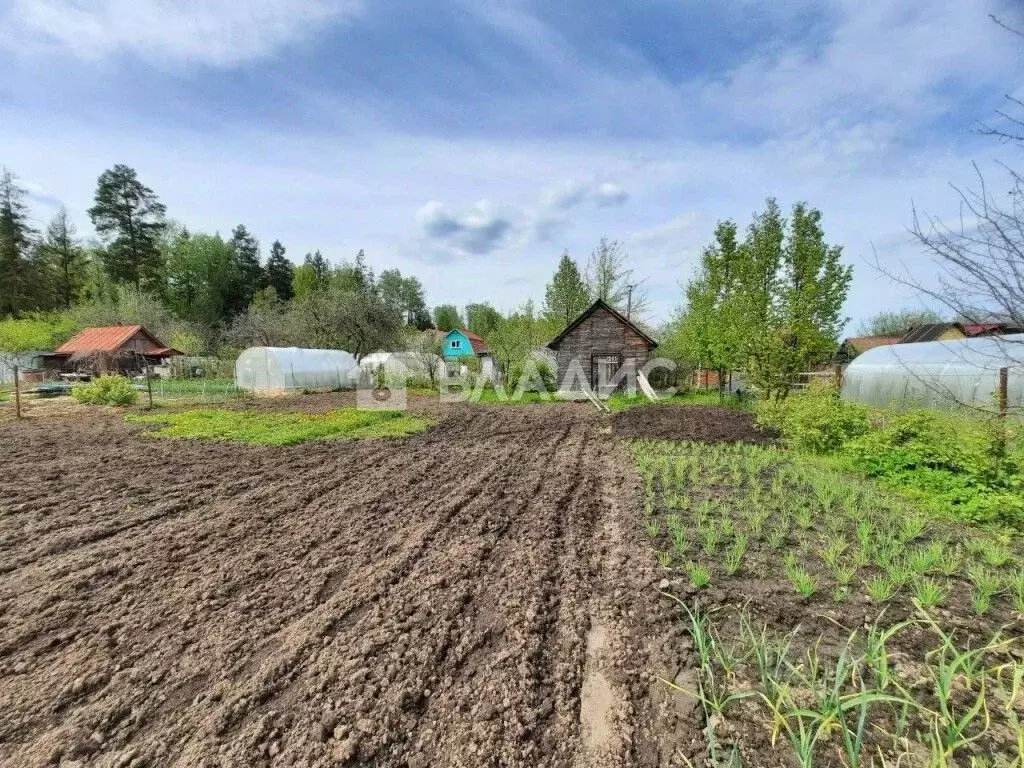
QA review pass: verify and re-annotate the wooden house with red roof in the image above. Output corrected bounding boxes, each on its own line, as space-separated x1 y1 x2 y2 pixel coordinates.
42 325 182 376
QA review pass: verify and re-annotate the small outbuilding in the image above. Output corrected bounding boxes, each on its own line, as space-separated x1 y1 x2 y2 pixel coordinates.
546 299 657 395
42 325 182 376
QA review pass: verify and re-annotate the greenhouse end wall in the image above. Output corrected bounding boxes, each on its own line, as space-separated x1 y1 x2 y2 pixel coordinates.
841 334 1024 412
235 347 358 392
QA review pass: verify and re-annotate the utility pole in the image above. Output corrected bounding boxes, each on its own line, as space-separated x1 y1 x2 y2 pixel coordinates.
626 284 635 320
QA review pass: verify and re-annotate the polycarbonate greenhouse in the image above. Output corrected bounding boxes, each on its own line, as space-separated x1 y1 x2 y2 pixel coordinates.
842 333 1024 411
358 351 440 378
234 347 358 392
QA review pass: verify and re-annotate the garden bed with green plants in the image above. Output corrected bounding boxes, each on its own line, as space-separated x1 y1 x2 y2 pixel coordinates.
631 437 1024 767
126 408 431 445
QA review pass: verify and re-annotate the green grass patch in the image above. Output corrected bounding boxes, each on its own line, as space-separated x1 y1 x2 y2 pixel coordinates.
606 389 750 412
0 388 9 403
126 408 431 445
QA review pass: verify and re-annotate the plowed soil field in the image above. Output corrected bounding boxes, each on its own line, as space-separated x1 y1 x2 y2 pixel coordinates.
0 397 698 768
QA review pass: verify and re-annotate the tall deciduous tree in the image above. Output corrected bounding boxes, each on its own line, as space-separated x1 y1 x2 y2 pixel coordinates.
229 224 264 314
433 304 464 332
676 221 744 393
379 268 427 325
672 199 851 399
585 237 649 318
466 302 502 337
0 168 39 316
543 250 590 326
265 240 294 302
857 309 944 337
87 164 167 291
37 206 87 309
164 232 239 330
294 250 331 299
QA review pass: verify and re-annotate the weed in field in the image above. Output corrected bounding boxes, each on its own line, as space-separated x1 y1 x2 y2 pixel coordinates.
914 577 949 609
645 519 661 539
885 558 914 588
968 566 1002 615
725 534 748 575
867 575 897 602
786 564 818 597
699 523 723 556
830 560 857 587
657 550 673 569
898 511 929 542
686 561 711 588
819 535 849 571
1010 570 1024 614
978 539 1012 568
767 523 788 549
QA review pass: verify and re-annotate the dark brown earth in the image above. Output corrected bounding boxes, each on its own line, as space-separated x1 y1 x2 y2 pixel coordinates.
611 404 776 445
0 397 695 768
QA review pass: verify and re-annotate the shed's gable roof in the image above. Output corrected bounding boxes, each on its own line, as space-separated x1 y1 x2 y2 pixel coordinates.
57 325 154 354
899 323 966 344
546 299 657 350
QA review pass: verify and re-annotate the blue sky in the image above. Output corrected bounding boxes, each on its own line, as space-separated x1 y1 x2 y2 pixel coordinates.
2 0 1023 329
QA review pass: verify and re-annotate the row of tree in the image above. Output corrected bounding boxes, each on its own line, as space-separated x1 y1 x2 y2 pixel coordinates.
1 160 862 391
0 163 442 354
666 199 852 399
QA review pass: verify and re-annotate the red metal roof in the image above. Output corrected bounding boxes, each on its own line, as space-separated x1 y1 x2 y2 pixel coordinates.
455 329 490 355
55 325 175 355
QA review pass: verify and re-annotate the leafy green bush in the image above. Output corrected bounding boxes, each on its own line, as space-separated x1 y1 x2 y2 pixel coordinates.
507 359 557 393
756 381 869 453
844 411 1023 527
72 375 139 406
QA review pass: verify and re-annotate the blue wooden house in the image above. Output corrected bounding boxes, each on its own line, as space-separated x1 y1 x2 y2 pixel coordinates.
442 329 497 381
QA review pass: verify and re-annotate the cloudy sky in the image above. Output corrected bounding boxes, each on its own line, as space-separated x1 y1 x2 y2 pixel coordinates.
2 0 1023 329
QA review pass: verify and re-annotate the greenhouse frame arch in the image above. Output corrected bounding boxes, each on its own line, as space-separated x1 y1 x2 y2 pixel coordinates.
841 333 1024 413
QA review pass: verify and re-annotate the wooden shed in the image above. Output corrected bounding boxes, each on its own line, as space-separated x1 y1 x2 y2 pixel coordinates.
42 325 182 376
546 299 657 395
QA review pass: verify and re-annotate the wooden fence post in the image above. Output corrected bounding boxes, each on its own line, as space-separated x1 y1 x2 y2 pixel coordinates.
999 367 1008 418
13 363 21 419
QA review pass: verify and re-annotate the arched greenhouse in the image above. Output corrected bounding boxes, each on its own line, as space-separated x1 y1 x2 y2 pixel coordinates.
841 333 1024 412
235 347 358 392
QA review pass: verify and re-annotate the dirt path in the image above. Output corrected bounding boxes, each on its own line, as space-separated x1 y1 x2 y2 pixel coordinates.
0 402 678 767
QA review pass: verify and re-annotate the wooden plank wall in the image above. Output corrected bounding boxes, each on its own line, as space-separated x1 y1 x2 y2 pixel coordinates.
551 307 652 389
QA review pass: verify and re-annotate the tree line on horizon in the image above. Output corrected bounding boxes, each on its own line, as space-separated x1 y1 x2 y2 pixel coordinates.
0 162 658 368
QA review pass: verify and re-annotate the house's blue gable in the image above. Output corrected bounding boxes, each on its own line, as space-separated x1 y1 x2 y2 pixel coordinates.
443 330 474 359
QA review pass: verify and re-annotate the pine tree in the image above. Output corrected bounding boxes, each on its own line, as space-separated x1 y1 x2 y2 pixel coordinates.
37 206 87 309
0 168 39 316
543 250 590 326
87 164 167 291
229 224 264 313
265 240 294 301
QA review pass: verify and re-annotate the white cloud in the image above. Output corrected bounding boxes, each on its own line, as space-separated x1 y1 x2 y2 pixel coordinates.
695 0 1014 135
540 179 629 211
415 200 514 258
0 0 362 66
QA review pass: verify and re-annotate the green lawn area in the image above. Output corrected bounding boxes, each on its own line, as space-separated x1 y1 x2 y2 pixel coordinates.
126 408 431 445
